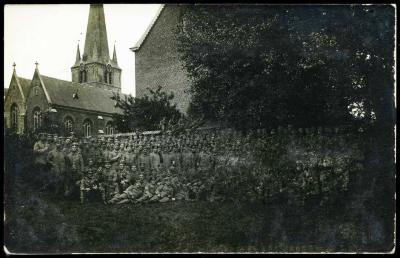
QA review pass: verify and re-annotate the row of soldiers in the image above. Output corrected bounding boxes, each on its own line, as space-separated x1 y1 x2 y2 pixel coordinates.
32 129 353 205
32 131 256 204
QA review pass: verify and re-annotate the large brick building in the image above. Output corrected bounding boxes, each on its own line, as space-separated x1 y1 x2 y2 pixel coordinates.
131 4 192 113
4 4 123 137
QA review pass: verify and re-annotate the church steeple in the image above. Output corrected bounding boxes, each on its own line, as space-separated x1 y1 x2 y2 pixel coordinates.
83 4 110 63
71 4 121 92
112 43 118 65
75 44 81 65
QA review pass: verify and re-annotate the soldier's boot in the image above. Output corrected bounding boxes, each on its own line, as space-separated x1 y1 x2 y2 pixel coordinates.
80 190 85 204
101 190 107 204
117 199 130 204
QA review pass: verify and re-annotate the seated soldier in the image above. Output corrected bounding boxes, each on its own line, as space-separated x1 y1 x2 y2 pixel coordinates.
114 162 130 195
174 180 190 201
158 177 175 203
135 177 157 203
149 181 164 203
109 174 145 204
80 159 106 204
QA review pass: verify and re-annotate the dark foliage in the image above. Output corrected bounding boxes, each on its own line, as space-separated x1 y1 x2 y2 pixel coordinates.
111 86 183 132
177 5 395 132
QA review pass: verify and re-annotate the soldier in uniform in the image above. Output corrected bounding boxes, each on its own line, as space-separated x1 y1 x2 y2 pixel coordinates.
138 147 151 174
33 134 50 187
65 142 85 197
109 143 122 170
102 160 117 202
109 174 145 204
80 158 106 204
114 162 131 195
149 145 161 172
47 142 67 195
135 176 157 203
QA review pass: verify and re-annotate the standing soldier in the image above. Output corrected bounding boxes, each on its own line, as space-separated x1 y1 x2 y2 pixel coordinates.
47 142 67 195
109 143 122 171
102 160 117 203
33 134 49 184
46 134 55 153
66 142 85 197
138 147 151 174
149 145 161 172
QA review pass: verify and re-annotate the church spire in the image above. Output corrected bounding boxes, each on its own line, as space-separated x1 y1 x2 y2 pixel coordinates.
112 43 118 65
75 44 81 65
83 4 110 63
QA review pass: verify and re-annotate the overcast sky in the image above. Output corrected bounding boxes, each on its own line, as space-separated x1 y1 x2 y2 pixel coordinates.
4 4 162 96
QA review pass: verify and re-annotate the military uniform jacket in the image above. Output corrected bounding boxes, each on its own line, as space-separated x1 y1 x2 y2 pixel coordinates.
47 149 66 175
33 141 48 165
67 152 84 180
149 152 161 171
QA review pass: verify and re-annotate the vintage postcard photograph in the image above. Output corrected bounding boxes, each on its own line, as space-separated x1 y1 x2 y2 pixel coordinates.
3 3 396 254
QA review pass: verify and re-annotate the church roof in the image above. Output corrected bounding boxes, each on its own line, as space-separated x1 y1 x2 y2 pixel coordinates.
17 77 32 98
130 4 166 51
40 75 124 115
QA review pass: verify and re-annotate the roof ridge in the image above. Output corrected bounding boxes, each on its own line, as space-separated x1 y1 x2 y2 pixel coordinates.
16 76 32 81
130 4 166 51
40 75 71 83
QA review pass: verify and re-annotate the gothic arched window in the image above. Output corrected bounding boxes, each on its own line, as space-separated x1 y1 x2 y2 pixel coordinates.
79 64 87 83
105 64 112 84
33 107 41 131
10 103 19 130
105 122 114 135
64 116 74 133
83 119 93 137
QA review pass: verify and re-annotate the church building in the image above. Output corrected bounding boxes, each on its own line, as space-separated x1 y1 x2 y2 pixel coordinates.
4 4 123 137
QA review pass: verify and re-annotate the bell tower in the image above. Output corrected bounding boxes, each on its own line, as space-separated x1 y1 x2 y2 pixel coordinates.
71 4 121 92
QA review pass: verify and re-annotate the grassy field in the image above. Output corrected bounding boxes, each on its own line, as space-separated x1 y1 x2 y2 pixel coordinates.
4 166 373 254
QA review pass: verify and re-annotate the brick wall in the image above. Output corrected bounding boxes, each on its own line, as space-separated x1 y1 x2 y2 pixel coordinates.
135 5 192 113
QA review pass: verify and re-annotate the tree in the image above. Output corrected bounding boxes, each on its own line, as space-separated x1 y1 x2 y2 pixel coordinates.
177 5 395 131
111 86 183 132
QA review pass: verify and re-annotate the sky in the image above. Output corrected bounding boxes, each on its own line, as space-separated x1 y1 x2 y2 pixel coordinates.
4 4 162 96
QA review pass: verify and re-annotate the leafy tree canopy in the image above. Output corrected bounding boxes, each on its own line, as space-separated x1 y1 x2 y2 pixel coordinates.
177 5 395 132
111 86 183 132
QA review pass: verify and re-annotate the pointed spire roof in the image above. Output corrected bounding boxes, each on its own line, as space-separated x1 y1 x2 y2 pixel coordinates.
12 62 16 74
75 44 81 65
83 4 110 63
112 43 118 65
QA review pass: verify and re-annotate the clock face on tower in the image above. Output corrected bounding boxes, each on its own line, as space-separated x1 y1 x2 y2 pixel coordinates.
106 64 112 72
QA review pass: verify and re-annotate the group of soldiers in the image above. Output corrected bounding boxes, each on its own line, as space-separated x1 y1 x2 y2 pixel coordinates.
32 128 354 205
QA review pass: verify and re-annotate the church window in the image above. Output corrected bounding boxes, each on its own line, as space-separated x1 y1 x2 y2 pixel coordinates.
34 86 39 96
105 64 112 84
105 122 114 135
83 119 93 137
33 107 41 131
79 70 87 83
64 116 74 133
11 103 19 130
79 64 87 83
